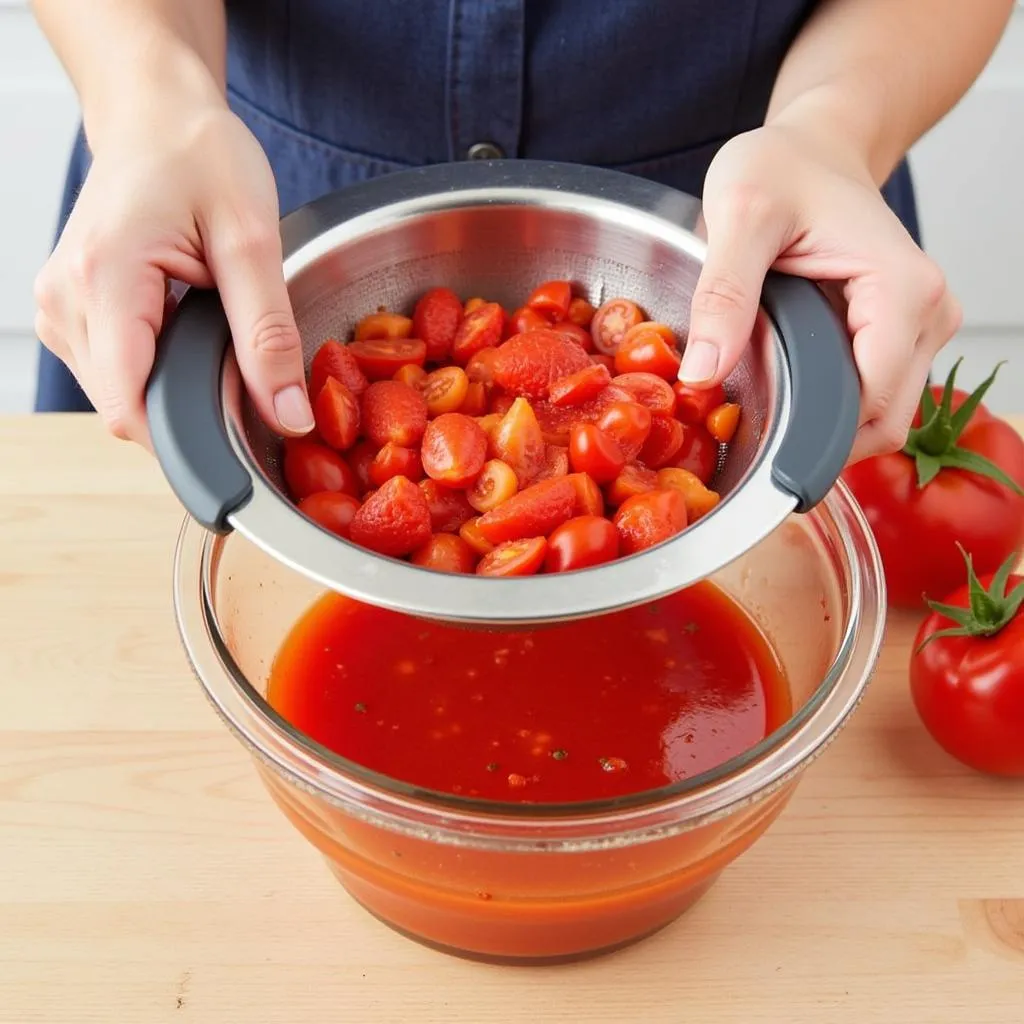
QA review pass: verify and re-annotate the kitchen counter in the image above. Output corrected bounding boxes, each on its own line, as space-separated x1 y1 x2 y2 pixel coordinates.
1 414 1022 1024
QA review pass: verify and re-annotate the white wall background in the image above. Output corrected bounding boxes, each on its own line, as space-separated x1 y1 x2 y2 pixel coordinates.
1 0 1022 413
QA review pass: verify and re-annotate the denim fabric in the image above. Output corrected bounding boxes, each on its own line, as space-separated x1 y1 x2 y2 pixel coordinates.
36 0 921 411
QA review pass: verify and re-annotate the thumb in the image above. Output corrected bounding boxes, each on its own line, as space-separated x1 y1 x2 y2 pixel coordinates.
684 196 786 386
208 224 313 436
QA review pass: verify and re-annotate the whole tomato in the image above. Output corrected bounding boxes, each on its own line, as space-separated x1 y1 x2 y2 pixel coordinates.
910 546 1024 776
843 361 1024 608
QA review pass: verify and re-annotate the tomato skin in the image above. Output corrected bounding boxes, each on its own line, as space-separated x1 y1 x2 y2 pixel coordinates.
549 320 594 352
452 302 504 365
843 418 1024 608
420 479 476 533
476 537 547 577
492 329 592 399
297 491 361 538
283 438 358 501
349 475 432 557
910 572 1024 776
613 488 688 554
411 533 478 574
567 296 595 328
490 396 547 488
596 401 653 461
673 381 726 424
476 476 577 545
614 328 681 380
548 363 612 407
309 340 369 399
421 413 488 488
369 443 423 487
569 424 626 484
510 305 550 335
670 423 718 485
545 515 620 573
525 280 572 321
413 287 463 363
348 338 427 380
313 378 360 451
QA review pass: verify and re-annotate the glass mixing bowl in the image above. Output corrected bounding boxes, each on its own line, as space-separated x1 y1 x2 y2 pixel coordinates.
172 479 885 964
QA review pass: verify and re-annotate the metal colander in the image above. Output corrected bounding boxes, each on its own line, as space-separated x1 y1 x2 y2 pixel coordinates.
147 160 858 627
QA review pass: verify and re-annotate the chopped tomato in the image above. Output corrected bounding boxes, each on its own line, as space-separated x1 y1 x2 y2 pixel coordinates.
313 377 360 452
465 347 501 385
531 384 633 445
393 363 428 390
673 381 727 424
309 340 369 399
421 413 488 488
476 537 548 577
459 381 488 416
614 327 681 380
623 321 678 348
549 320 594 352
706 403 741 443
360 380 429 448
452 302 504 365
423 366 470 417
489 391 515 417
639 415 686 469
297 491 361 538
492 329 592 399
347 440 378 494
463 297 487 315
489 397 547 488
569 424 626 484
413 287 464 362
613 372 676 417
613 489 688 554
568 472 605 516
348 338 427 381
369 443 424 487
349 475 432 557
590 298 644 356
510 306 551 335
354 311 414 341
536 444 570 481
473 412 503 437
411 533 478 574
420 479 476 533
656 467 721 521
545 515 620 573
459 516 496 556
597 402 653 461
476 477 577 545
468 459 519 513
283 438 358 501
591 353 615 373
547 363 612 407
670 423 718 485
605 463 658 507
526 280 572 321
567 296 595 328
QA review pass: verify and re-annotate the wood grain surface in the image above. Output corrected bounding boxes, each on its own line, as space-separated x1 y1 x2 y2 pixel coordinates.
1 415 1022 1024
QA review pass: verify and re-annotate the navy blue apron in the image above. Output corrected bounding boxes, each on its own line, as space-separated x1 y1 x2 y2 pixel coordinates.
36 0 922 412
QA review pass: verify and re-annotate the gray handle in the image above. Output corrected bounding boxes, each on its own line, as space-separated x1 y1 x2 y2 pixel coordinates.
761 271 859 512
145 287 251 533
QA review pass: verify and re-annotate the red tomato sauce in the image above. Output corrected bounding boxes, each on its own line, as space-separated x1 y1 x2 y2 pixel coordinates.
267 583 790 803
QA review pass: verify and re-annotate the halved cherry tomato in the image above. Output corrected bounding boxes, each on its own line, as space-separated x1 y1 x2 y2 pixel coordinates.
423 366 469 417
547 363 612 407
639 415 686 469
569 424 626 484
567 296 595 328
473 412 503 437
467 459 519 512
452 302 505 365
393 363 428 389
489 397 547 488
613 488 688 554
313 377 360 451
459 381 488 416
476 537 548 577
531 383 633 445
492 329 592 399
707 402 741 443
411 533 478 574
671 423 718 484
613 372 676 417
605 463 658 507
459 516 496 556
568 472 605 516
673 381 727 424
656 467 721 521
347 440 378 494
590 298 644 356
526 280 572 321
465 347 501 385
369 443 424 486
614 326 682 380
536 444 570 481
591 353 615 373
349 474 432 557
360 380 429 447
354 311 414 341
510 305 551 335
464 297 487 315
623 321 678 348
309 340 369 399
283 438 358 500
545 515 620 573
420 479 476 533
597 401 653 461
297 491 361 538
489 392 515 417
550 320 594 352
348 338 427 380
476 476 577 545
413 287 463 363
421 413 488 488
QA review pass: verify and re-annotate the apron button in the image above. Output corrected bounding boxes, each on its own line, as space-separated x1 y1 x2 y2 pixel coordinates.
466 142 505 161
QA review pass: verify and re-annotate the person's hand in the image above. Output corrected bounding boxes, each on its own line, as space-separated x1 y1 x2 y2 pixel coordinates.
684 121 962 463
34 101 313 449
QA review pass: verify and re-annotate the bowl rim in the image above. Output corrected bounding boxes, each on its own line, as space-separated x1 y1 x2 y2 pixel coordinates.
172 478 887 849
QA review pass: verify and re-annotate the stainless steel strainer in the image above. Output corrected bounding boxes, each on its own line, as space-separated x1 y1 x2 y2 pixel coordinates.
146 160 859 627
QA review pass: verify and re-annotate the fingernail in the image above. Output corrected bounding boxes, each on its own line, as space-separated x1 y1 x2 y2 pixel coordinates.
274 385 314 433
680 340 719 383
